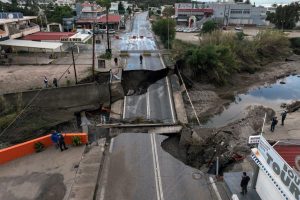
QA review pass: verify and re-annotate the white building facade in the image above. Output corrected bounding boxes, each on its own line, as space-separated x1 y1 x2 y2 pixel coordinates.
175 2 267 26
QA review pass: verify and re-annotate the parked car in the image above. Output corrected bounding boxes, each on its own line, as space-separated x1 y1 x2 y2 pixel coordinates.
108 29 116 34
234 26 243 31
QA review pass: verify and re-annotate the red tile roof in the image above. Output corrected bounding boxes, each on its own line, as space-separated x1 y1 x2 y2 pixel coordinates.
98 15 121 23
274 144 300 171
23 32 75 41
76 15 121 24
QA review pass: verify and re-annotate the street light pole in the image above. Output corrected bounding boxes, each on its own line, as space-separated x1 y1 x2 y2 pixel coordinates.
92 22 96 81
71 46 78 84
167 16 169 50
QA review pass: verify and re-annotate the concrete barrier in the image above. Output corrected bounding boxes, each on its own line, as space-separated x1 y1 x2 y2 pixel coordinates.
0 133 88 164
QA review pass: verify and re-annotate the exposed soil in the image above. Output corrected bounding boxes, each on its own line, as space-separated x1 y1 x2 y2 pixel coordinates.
162 106 275 174
182 54 300 123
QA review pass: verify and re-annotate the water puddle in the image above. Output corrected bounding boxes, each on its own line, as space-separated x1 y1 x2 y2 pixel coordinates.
204 75 300 128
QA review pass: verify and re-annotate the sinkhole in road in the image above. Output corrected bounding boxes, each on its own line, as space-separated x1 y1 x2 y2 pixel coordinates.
121 68 170 96
204 74 300 128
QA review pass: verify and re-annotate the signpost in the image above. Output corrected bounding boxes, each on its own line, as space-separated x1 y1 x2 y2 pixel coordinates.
252 135 300 200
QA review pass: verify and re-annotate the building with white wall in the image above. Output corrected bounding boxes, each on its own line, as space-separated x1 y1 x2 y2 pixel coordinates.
175 2 267 26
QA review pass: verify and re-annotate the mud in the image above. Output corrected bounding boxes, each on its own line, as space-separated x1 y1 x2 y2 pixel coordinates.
162 106 275 173
181 54 300 123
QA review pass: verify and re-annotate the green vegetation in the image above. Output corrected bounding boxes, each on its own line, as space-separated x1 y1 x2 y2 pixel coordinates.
266 2 300 29
162 7 175 17
72 136 82 146
201 20 218 34
174 30 290 85
118 1 125 14
34 142 45 153
45 4 74 24
152 18 176 48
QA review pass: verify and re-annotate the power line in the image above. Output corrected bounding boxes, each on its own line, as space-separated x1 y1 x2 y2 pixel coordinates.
0 49 82 137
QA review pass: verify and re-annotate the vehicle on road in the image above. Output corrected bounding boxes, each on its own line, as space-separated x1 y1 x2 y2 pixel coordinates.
235 26 243 31
108 29 116 34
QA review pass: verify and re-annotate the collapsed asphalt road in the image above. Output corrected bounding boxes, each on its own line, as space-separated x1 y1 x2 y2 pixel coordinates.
121 68 169 96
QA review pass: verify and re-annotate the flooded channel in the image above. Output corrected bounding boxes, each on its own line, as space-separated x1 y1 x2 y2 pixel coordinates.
204 75 300 128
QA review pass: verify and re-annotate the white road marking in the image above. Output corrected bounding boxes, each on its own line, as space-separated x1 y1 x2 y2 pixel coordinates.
150 134 164 200
209 176 222 200
123 96 127 120
147 89 150 120
150 134 160 200
159 53 176 123
109 138 114 153
152 134 164 200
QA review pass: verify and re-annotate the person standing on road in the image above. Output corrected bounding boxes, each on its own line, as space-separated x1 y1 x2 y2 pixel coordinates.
281 110 287 126
114 57 118 66
271 116 278 132
53 77 58 88
44 76 48 88
139 54 143 64
240 172 250 195
57 132 68 152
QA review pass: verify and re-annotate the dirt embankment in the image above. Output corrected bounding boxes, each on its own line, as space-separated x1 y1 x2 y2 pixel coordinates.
183 54 300 122
163 106 275 173
166 54 300 173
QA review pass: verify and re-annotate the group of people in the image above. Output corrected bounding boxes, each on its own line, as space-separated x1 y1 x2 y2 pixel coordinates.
50 130 68 152
270 110 287 132
44 76 58 88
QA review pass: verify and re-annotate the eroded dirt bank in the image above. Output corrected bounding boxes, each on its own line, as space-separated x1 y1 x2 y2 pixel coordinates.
182 54 300 123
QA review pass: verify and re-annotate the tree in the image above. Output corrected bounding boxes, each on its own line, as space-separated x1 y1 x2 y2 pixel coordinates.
244 0 250 4
152 18 176 48
45 5 73 23
162 6 175 17
118 1 125 14
202 20 218 34
267 3 300 29
185 44 238 85
126 6 132 15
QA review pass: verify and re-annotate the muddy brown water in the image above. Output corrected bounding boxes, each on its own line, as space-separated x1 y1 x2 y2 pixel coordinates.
204 75 300 128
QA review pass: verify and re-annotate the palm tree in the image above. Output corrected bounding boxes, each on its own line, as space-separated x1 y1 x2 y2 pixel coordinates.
97 0 111 53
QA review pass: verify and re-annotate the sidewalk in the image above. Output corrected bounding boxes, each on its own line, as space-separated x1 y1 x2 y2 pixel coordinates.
264 110 300 141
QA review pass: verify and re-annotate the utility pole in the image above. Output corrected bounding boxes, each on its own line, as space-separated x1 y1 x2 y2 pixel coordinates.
92 22 96 81
167 16 170 50
71 46 78 84
106 7 111 54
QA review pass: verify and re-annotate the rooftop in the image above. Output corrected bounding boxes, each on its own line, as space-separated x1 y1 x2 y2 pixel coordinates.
0 16 37 25
23 32 75 41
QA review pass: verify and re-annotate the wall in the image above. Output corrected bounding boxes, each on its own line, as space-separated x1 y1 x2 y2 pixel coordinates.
0 133 88 164
1 82 110 114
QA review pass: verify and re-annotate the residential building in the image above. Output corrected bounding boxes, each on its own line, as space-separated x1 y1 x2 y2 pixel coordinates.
0 12 40 40
75 1 104 29
55 0 76 7
75 1 122 30
175 2 267 27
109 1 133 14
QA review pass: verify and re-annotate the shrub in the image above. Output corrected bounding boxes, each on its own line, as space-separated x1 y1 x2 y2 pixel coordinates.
72 136 82 146
152 18 176 48
34 142 45 153
202 20 218 34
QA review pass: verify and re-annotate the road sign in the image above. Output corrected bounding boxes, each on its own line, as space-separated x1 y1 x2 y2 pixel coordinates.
248 135 260 144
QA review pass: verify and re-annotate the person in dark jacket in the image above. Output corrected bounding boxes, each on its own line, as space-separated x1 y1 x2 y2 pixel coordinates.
240 172 250 195
53 78 58 87
270 116 278 132
57 133 68 152
139 54 143 64
281 110 287 126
